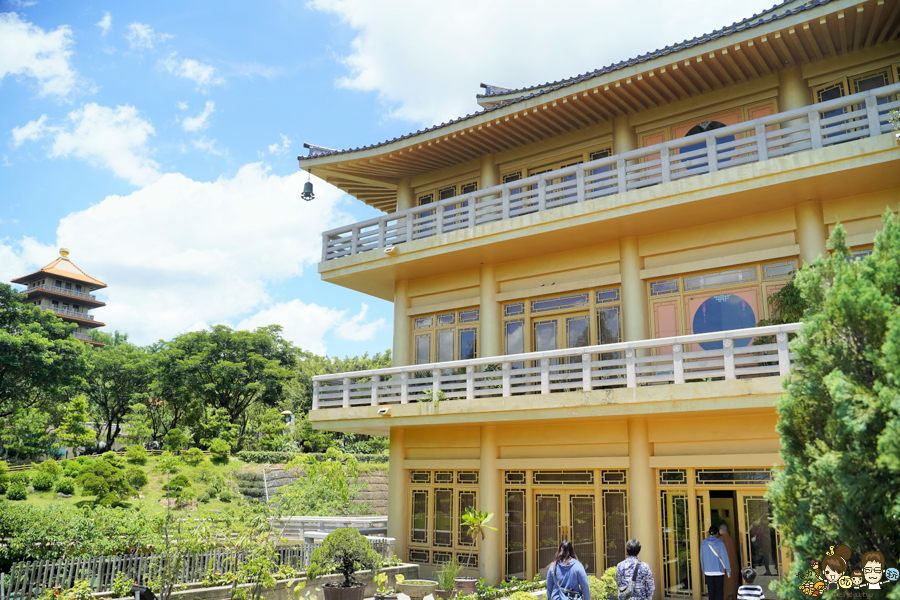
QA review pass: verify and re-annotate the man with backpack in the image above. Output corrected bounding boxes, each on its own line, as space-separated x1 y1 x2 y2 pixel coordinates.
700 526 732 600
616 539 655 600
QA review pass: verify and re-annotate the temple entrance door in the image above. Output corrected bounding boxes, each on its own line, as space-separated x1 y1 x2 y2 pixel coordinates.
736 493 784 597
533 313 591 365
535 491 598 578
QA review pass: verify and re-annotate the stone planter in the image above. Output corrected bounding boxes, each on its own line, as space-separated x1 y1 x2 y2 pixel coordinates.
322 583 366 600
374 595 399 600
454 578 478 595
398 580 439 600
435 590 457 600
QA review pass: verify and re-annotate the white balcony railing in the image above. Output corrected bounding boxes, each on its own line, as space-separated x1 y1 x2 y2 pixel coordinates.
321 83 900 262
25 283 98 301
312 323 801 410
73 332 94 341
41 306 95 321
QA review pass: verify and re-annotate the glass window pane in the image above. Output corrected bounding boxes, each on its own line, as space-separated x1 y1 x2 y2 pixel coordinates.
650 279 679 296
598 306 622 361
660 491 693 597
692 293 757 349
458 490 477 547
603 491 628 570
534 320 557 352
505 490 526 580
438 313 455 326
506 320 524 354
416 334 431 365
415 316 434 329
505 302 525 317
411 490 429 544
437 329 454 363
570 495 596 575
459 309 480 323
434 489 453 547
459 328 477 361
684 267 757 292
596 288 620 304
531 293 589 313
536 494 561 578
567 316 591 349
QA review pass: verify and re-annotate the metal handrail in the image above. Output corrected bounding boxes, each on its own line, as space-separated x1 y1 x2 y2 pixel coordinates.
40 306 95 321
321 82 900 262
24 282 98 301
311 322 802 409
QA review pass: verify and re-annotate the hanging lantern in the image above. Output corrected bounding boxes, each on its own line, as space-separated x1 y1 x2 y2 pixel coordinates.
301 175 315 202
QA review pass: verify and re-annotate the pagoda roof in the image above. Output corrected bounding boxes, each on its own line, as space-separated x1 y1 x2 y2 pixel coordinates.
11 250 107 289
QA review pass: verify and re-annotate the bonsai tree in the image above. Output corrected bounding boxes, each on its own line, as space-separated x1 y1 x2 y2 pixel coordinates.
306 528 382 588
460 508 496 579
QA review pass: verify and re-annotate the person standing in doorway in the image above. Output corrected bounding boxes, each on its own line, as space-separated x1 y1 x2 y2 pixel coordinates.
701 526 732 600
546 540 591 600
615 539 655 600
719 524 741 600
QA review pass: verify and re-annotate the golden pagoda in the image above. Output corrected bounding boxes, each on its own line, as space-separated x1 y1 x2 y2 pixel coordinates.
11 248 107 346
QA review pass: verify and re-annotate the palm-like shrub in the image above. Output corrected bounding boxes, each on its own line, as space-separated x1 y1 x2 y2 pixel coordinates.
306 528 382 587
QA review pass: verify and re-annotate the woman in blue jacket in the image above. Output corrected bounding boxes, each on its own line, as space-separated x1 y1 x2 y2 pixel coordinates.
546 540 591 600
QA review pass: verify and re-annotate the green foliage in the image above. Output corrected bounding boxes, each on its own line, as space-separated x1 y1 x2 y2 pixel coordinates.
462 574 545 600
436 557 462 591
252 408 290 451
56 395 95 454
7 482 27 501
163 428 189 452
0 481 7 495
9 472 29 486
37 580 94 600
460 508 496 579
162 474 191 497
193 407 238 449
768 211 900 600
102 451 125 468
208 438 231 464
507 593 537 600
60 459 81 478
125 444 148 465
76 458 134 505
306 528 382 587
237 450 388 464
756 279 806 326
120 402 156 446
1 408 57 460
183 447 207 466
112 572 133 597
36 459 62 478
218 489 232 503
32 471 55 491
54 476 75 495
280 448 364 517
587 568 618 600
889 109 900 133
156 451 182 474
0 283 88 425
126 466 149 489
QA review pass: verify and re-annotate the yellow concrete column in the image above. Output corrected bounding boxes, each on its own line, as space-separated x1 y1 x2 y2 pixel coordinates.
393 280 411 367
481 154 501 189
387 427 407 560
479 265 501 357
628 419 660 600
795 200 829 265
396 178 414 212
778 66 811 112
479 425 501 585
613 115 638 154
619 237 649 342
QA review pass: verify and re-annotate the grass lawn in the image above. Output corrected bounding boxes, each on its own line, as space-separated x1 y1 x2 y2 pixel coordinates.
14 454 251 515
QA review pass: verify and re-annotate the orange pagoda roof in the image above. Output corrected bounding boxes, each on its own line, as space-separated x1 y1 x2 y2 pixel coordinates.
11 248 107 289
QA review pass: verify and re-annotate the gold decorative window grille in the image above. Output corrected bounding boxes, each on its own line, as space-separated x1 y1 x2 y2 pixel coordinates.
415 317 434 329
434 471 454 484
650 279 679 296
458 490 477 546
409 549 429 564
601 470 627 485
459 309 480 323
505 489 527 580
596 288 620 304
505 302 525 317
683 267 757 292
433 551 454 565
762 260 797 280
602 489 629 570
694 468 773 485
433 488 454 547
531 293 589 314
461 182 478 195
659 469 687 485
457 471 479 485
438 313 455 326
504 471 527 485
533 470 594 485
411 471 431 484
411 490 429 544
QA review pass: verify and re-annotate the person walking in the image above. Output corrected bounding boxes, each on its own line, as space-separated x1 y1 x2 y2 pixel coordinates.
615 539 655 600
701 526 732 600
719 524 741 600
546 540 590 600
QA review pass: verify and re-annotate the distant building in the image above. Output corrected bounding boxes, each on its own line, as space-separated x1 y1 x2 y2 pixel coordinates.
11 248 107 346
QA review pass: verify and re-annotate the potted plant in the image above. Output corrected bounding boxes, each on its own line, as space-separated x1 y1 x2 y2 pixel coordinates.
435 557 461 599
455 508 496 595
373 572 405 600
397 578 439 600
306 528 383 600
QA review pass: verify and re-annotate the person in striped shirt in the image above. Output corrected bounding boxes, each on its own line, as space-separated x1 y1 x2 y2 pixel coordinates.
737 567 765 600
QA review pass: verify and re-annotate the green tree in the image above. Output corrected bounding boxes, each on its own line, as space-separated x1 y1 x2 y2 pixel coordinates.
84 342 154 446
155 325 296 447
192 407 238 449
768 211 900 600
163 427 189 452
293 350 391 414
0 283 89 419
56 395 94 455
76 458 134 506
0 407 57 460
253 407 289 451
122 403 154 445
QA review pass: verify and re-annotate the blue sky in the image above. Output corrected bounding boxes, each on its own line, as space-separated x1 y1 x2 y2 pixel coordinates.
0 0 777 356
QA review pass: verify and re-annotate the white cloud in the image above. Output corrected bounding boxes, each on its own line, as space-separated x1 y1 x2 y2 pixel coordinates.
0 12 80 99
11 114 50 147
308 0 781 125
176 100 188 110
191 136 227 157
334 302 385 342
268 133 291 155
6 1 39 8
0 166 359 351
96 12 112 36
125 22 172 51
181 100 215 132
162 53 224 89
48 103 160 186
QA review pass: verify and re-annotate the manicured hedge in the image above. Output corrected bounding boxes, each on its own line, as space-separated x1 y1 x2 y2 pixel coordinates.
236 450 389 464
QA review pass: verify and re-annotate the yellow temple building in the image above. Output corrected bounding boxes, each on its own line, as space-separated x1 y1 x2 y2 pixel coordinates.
300 0 900 597
11 248 107 346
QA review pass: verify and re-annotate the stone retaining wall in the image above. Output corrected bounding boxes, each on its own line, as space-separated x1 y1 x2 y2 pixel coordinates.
234 468 389 514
